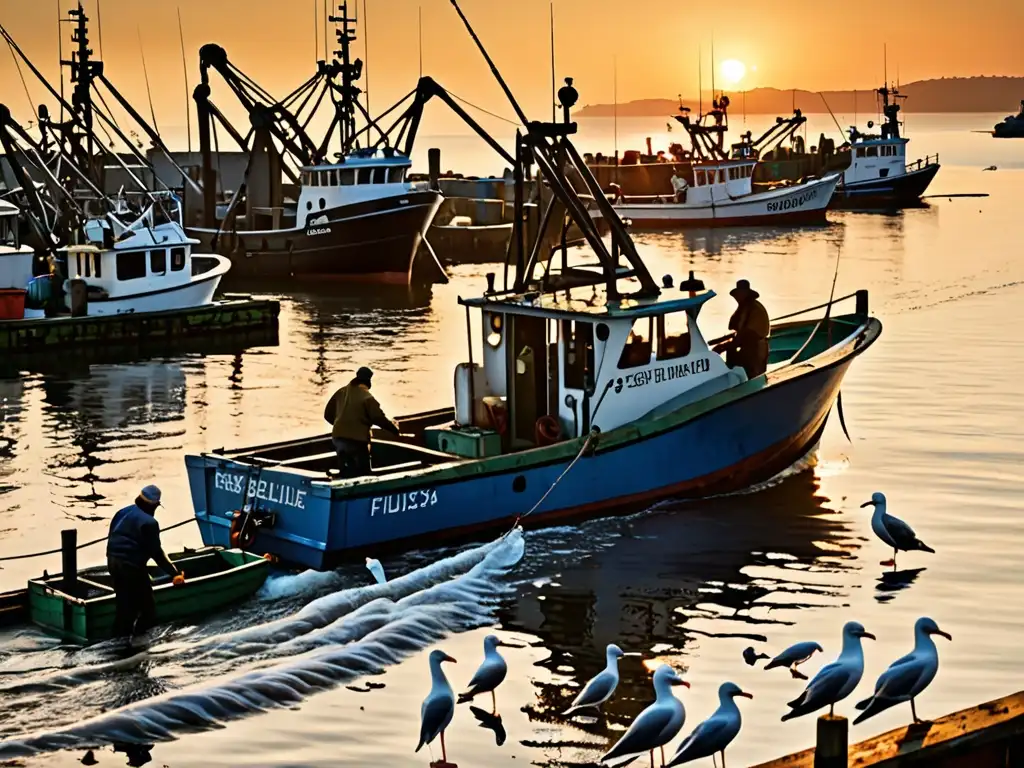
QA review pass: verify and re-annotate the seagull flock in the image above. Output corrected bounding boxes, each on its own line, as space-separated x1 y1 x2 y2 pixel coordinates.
413 491 945 766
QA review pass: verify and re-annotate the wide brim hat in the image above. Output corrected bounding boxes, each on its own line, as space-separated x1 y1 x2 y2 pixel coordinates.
730 279 759 300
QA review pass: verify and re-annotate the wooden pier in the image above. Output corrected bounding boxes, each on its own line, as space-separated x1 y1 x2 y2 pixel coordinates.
753 691 1024 768
0 298 280 355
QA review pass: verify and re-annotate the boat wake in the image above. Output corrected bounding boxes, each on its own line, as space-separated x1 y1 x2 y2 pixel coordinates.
0 529 525 759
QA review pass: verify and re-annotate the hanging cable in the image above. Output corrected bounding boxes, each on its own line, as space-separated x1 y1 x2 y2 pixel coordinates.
446 90 519 126
0 518 196 563
6 40 35 120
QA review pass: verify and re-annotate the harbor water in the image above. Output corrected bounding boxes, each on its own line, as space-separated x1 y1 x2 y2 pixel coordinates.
0 116 1022 767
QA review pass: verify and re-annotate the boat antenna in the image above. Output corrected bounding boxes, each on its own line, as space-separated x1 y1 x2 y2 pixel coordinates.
313 0 318 63
418 5 423 77
95 0 104 60
710 34 715 100
447 0 529 127
613 55 618 172
884 42 887 88
363 0 370 117
57 0 64 125
549 0 556 123
177 7 191 153
698 45 702 118
138 26 159 138
323 0 328 61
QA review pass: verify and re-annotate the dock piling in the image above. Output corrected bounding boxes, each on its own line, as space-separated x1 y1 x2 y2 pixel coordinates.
814 714 848 768
61 529 78 594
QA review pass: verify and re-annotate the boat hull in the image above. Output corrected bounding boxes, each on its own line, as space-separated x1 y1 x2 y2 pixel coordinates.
606 175 839 228
188 191 444 285
832 162 940 207
27 548 268 644
188 317 880 570
84 260 228 316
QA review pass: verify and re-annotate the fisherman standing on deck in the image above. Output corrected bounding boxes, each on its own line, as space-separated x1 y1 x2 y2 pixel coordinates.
670 168 689 203
715 279 771 379
324 367 401 478
106 485 184 639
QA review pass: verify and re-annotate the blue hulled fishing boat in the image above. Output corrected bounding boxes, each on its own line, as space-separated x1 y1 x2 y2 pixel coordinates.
184 1 882 570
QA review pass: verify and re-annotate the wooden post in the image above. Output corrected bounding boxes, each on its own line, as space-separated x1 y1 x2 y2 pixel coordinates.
428 147 441 191
814 714 848 768
61 529 78 594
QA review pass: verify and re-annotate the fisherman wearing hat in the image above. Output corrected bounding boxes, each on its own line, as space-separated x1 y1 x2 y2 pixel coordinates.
715 279 771 378
324 366 401 478
106 484 184 638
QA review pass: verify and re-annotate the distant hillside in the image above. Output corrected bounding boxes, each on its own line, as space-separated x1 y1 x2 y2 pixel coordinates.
576 77 1024 117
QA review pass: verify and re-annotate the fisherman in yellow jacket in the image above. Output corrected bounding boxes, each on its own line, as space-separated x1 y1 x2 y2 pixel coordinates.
324 367 401 477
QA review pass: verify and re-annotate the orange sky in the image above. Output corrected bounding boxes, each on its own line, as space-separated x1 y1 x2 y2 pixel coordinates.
2 0 1022 132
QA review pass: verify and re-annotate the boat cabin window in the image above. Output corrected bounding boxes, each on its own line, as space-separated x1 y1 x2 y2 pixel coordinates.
74 251 101 278
170 247 186 272
340 169 355 185
116 251 147 281
856 148 866 157
618 318 654 369
728 167 737 180
656 311 691 361
388 167 407 183
150 249 166 274
866 146 878 157
562 320 594 390
357 167 372 184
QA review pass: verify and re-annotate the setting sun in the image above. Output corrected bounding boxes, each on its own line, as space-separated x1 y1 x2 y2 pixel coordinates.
720 59 747 85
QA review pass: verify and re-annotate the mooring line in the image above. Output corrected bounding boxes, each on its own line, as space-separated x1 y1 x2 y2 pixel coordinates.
0 518 196 563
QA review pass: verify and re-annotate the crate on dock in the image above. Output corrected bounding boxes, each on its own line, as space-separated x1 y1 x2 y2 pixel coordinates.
424 426 502 458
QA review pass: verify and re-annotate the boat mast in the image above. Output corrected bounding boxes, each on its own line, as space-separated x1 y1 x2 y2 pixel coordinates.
328 1 362 156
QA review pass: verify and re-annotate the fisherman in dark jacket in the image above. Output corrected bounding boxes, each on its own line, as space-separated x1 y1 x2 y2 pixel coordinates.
106 485 183 638
324 367 400 478
714 279 771 379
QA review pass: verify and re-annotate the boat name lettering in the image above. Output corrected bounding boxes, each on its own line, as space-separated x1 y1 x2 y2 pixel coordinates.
767 188 819 212
370 490 439 516
213 471 307 509
620 357 711 389
306 226 332 237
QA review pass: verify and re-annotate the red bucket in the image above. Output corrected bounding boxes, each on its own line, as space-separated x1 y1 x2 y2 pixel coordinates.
0 288 27 320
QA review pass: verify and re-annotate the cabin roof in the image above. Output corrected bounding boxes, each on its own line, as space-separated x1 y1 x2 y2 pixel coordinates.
303 154 412 171
461 287 717 321
851 136 908 146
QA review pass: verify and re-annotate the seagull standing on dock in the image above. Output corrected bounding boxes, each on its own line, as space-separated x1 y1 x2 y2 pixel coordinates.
666 682 752 768
781 621 875 721
600 664 689 768
416 650 458 763
854 617 951 725
765 641 825 680
365 557 387 585
563 644 625 716
458 634 514 713
861 492 935 567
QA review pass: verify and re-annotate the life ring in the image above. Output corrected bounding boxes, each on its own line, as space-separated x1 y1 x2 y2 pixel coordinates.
229 510 258 550
535 415 562 446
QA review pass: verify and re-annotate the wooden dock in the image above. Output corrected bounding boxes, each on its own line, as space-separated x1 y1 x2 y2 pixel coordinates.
753 691 1024 768
0 298 280 355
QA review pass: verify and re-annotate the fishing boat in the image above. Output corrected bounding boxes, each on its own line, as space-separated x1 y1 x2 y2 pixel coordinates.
61 193 231 316
28 547 269 644
832 85 939 205
993 100 1024 138
0 199 36 316
184 2 882 571
186 4 445 285
598 96 841 227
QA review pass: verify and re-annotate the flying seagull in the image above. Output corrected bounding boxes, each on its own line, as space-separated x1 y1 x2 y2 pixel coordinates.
667 682 752 768
365 557 387 584
563 644 625 716
416 650 457 763
458 634 515 713
600 664 689 768
854 617 952 725
861 492 935 567
765 641 825 680
782 621 875 721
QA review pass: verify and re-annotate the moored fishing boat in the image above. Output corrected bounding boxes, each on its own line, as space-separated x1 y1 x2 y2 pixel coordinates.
992 99 1024 138
596 96 840 227
184 2 882 571
28 547 269 644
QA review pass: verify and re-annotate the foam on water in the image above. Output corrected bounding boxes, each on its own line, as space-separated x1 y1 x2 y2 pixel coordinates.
0 529 525 758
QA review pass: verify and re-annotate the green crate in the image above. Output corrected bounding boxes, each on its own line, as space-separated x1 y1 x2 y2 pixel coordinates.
425 426 502 458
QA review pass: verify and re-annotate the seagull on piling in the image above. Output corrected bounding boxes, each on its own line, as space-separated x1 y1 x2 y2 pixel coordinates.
854 617 952 725
416 650 457 763
365 557 387 584
666 682 752 768
781 621 875 721
563 644 625 716
861 492 935 567
600 664 689 768
765 641 825 680
458 634 515 713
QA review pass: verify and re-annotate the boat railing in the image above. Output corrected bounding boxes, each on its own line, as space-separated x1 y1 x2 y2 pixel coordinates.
707 290 869 347
908 153 939 172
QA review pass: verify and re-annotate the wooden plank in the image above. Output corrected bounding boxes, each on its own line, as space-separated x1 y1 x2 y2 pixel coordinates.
752 692 1024 768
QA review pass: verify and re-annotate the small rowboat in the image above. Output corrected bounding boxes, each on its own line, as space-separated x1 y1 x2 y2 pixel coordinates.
27 547 269 644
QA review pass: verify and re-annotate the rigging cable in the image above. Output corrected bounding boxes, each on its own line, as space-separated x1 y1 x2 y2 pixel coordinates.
138 26 160 137
6 40 36 120
0 518 196 563
446 90 519 126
